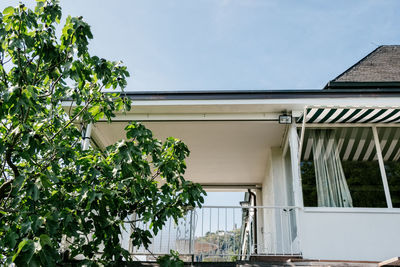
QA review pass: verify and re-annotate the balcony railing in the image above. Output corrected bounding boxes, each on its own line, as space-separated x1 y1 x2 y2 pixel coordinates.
123 206 301 262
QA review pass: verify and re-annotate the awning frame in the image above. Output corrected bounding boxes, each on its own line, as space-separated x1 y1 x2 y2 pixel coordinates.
296 105 400 209
297 105 400 164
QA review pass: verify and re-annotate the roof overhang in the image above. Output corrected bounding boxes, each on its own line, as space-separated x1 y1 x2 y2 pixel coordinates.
62 89 400 186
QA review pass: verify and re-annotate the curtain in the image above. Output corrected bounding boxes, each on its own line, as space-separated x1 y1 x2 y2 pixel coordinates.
311 129 353 207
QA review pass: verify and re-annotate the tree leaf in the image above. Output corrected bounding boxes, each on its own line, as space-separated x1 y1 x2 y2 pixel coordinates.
3 6 14 16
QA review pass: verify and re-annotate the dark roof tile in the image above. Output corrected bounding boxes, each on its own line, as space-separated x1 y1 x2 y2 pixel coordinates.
325 45 400 89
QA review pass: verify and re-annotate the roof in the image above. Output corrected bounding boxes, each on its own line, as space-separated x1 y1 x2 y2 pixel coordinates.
123 89 400 100
325 45 400 89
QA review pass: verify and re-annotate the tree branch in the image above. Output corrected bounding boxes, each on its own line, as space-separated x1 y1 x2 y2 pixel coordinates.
50 97 94 142
5 142 20 179
38 73 63 98
0 179 12 203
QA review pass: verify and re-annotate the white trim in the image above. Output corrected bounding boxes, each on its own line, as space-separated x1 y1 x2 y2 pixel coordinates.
303 207 400 214
129 99 400 107
97 113 282 121
372 126 393 208
63 98 400 111
201 205 301 209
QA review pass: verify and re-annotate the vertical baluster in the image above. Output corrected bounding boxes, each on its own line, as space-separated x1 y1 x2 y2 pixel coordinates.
167 218 171 253
233 208 236 256
175 219 179 253
159 222 163 253
248 208 252 259
259 208 263 254
150 223 155 255
209 208 212 257
288 209 293 255
280 209 284 255
274 209 277 256
217 208 220 255
225 208 228 258
184 214 188 254
202 208 204 238
189 210 193 256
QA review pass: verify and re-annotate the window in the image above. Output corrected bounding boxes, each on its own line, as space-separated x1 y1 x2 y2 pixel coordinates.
300 127 387 208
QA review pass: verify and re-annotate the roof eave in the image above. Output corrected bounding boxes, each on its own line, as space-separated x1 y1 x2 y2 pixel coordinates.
120 88 400 101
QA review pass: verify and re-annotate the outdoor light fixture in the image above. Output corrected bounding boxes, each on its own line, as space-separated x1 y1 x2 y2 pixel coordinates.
240 200 250 207
279 114 292 124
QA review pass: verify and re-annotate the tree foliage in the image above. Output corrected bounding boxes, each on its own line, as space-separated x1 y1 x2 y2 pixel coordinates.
0 1 205 265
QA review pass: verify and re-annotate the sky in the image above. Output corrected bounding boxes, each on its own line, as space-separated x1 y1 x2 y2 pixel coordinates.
3 0 400 91
2 0 399 205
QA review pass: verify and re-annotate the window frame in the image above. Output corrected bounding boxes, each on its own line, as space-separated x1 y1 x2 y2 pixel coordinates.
296 124 400 209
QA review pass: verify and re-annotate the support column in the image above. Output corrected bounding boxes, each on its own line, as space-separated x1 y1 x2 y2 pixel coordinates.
81 123 92 150
288 122 303 254
288 123 303 208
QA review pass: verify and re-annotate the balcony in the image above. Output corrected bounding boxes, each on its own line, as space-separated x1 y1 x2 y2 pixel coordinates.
122 205 301 262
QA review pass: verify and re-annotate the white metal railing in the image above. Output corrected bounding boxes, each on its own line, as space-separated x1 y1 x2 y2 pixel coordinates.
122 206 301 262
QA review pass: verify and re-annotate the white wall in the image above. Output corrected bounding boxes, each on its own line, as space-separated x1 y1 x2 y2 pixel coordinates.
260 147 297 254
300 208 400 261
262 147 287 207
262 148 273 207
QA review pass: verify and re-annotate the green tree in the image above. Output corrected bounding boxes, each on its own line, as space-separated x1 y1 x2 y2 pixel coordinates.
0 1 205 265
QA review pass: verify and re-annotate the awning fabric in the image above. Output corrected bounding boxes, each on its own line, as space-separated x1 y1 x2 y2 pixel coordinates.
297 108 400 124
301 127 400 162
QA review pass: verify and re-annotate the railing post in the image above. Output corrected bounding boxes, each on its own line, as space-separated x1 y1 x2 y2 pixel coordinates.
248 212 252 260
189 209 194 258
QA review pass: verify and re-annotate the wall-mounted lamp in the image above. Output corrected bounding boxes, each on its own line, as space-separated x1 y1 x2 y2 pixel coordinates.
240 200 250 207
279 114 292 124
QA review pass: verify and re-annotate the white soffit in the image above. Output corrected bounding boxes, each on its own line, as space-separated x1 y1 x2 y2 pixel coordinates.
92 121 286 185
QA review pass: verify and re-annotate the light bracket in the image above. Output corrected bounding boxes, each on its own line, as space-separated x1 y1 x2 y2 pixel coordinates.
279 114 292 124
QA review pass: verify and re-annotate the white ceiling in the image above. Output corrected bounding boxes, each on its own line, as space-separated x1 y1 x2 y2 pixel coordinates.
92 121 286 185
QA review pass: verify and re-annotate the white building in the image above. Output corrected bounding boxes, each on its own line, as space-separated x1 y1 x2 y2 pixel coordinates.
85 45 400 263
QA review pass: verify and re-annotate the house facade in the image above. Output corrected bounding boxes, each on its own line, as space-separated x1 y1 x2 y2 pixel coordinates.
82 46 400 262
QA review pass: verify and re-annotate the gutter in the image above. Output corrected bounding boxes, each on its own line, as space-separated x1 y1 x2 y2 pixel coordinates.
120 89 400 101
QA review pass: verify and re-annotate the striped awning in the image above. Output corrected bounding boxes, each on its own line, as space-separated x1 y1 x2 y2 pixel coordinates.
297 108 400 124
301 127 400 162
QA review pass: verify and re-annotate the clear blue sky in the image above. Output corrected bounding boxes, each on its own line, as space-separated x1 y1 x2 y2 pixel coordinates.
3 0 400 91
2 0 399 205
